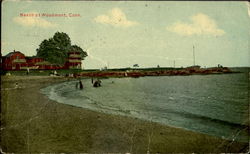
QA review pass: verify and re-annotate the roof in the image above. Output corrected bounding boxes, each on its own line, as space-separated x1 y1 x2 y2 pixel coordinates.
68 51 81 54
35 61 51 65
26 56 43 59
5 51 24 57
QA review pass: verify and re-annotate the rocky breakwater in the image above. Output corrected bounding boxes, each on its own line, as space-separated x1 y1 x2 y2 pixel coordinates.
73 67 234 78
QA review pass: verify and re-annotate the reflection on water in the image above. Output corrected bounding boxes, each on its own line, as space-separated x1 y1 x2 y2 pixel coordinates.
41 68 249 142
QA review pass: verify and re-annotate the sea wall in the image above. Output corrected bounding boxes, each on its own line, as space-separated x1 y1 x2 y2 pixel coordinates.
74 67 234 78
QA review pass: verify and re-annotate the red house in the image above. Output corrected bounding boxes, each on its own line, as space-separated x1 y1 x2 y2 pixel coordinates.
2 50 28 70
26 56 44 68
1 50 82 70
64 51 82 69
26 56 44 65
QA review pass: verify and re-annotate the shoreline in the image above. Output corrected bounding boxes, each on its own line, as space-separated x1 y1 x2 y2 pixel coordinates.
1 76 248 153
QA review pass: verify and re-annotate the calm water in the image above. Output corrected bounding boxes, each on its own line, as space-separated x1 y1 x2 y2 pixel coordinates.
41 68 249 142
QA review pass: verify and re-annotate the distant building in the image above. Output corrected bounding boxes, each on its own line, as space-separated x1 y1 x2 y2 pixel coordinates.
26 56 44 65
65 51 82 69
2 50 28 70
1 50 82 70
186 65 201 70
26 56 44 68
133 64 139 67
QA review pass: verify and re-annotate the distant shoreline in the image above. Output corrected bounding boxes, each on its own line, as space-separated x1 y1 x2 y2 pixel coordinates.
74 66 237 78
1 66 247 78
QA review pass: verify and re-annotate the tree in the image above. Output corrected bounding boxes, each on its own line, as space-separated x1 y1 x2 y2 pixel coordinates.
70 45 88 60
36 32 87 64
53 32 71 52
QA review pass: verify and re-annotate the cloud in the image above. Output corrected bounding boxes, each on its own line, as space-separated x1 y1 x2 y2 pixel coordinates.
94 8 138 27
2 41 8 46
13 12 57 28
167 13 225 36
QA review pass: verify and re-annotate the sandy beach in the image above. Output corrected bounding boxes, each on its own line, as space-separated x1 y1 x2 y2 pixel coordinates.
1 76 248 153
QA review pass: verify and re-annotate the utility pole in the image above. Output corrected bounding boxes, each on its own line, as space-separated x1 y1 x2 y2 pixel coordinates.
193 45 196 66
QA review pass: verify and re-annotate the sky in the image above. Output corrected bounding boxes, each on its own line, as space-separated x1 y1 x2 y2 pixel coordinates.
1 0 250 69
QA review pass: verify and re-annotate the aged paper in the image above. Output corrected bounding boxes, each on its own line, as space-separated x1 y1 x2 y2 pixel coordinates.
1 1 249 153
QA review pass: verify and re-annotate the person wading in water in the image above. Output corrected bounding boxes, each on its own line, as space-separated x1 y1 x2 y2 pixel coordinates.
79 80 83 90
93 79 101 87
76 80 84 90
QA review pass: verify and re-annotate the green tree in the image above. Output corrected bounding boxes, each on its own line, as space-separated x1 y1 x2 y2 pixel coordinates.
53 32 71 52
70 45 88 60
36 32 87 64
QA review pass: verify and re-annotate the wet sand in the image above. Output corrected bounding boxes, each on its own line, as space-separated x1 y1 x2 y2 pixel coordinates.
1 76 248 153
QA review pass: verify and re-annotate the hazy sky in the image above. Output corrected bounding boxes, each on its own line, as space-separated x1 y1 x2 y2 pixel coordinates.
2 0 249 69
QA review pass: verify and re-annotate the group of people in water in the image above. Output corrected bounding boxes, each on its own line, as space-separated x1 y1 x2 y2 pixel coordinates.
76 78 102 90
92 78 102 87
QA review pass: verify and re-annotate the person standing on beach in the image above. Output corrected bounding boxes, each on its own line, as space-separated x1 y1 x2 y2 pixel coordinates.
15 82 19 89
26 68 29 75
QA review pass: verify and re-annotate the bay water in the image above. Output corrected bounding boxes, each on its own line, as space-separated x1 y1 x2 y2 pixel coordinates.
41 68 249 142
